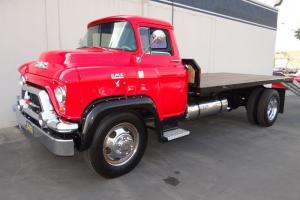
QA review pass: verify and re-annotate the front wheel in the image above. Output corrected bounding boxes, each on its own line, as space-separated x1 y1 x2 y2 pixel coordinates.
84 112 147 178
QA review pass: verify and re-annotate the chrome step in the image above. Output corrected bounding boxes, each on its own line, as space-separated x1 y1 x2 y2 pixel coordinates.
163 128 190 141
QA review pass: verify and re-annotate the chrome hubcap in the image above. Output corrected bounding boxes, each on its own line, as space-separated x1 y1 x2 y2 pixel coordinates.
103 122 139 166
267 97 278 121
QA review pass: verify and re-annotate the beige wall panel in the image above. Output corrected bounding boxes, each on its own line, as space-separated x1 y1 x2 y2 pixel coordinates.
213 18 276 75
0 0 47 128
173 6 215 73
59 0 143 49
147 1 172 23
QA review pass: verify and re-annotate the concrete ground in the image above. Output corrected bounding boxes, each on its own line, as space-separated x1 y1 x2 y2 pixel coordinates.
0 94 300 200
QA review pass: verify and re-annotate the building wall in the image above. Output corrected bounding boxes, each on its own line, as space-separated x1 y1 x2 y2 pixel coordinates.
0 0 277 128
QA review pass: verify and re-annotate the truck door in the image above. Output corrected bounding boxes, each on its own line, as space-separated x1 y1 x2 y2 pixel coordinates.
137 27 187 118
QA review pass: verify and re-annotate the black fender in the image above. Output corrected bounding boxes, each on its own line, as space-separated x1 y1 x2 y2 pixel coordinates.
78 96 161 151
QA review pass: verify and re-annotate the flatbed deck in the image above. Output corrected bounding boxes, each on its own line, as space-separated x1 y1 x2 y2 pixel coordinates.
192 73 291 96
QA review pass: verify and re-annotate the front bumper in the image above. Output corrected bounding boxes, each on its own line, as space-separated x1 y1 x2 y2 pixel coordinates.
16 84 78 156
16 109 75 156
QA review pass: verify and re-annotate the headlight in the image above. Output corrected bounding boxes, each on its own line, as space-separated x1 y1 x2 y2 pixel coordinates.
54 86 66 104
19 75 26 86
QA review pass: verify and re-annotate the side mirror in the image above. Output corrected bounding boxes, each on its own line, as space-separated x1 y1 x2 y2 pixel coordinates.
138 30 166 62
151 30 166 46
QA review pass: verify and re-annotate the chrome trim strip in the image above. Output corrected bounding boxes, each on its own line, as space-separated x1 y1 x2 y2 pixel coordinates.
16 109 74 156
47 120 79 133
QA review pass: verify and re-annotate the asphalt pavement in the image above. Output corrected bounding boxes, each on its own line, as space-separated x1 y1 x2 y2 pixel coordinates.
0 94 299 200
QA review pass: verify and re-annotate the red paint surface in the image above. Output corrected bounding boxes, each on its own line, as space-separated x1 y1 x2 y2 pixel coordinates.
18 16 188 121
272 82 286 89
289 74 300 83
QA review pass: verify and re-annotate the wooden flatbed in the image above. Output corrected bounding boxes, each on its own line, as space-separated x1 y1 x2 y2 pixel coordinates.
192 73 291 96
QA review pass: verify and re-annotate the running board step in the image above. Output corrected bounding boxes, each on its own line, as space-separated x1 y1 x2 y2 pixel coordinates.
163 128 190 141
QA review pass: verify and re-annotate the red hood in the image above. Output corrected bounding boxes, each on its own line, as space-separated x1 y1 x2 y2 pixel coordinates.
26 48 133 79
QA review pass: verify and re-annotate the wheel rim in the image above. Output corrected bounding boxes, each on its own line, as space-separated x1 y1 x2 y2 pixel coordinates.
103 122 139 166
267 96 278 121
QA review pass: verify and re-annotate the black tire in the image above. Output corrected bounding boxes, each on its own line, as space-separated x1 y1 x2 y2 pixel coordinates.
257 89 280 127
84 112 147 178
246 88 264 124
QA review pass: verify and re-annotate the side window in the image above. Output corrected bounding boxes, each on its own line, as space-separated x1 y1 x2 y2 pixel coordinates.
139 27 172 56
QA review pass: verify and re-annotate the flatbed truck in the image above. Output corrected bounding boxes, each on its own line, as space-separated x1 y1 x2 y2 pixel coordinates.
16 15 290 178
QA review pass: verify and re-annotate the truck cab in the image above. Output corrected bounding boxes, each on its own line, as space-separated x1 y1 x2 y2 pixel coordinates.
82 16 188 118
16 15 289 178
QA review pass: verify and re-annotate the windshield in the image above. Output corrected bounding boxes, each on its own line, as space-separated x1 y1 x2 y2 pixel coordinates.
79 21 136 51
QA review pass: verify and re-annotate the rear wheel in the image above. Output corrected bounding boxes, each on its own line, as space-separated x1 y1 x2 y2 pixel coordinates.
246 87 264 124
257 89 280 127
84 112 147 178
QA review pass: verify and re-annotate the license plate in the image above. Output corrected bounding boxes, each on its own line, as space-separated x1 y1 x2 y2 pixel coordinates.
24 121 34 135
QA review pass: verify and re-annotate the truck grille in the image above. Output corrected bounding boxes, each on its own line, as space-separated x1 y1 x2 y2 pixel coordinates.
22 89 42 114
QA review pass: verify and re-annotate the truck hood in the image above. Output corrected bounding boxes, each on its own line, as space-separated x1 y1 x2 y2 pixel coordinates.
27 48 132 79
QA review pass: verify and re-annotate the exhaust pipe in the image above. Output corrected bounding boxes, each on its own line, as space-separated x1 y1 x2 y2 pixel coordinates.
186 98 228 120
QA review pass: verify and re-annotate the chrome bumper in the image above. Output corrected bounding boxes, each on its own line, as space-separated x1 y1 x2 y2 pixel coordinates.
16 109 74 156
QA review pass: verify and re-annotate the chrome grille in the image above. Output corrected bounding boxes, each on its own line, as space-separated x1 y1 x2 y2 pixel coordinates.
17 84 79 133
22 89 42 113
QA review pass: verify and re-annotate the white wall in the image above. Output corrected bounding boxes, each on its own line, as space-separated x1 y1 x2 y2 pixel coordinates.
172 5 276 74
0 0 144 128
0 0 276 128
0 0 47 128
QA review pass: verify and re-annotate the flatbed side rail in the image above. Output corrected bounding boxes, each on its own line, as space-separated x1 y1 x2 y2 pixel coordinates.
197 73 292 96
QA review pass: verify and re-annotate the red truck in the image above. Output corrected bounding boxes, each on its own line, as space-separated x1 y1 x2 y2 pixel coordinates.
16 15 290 178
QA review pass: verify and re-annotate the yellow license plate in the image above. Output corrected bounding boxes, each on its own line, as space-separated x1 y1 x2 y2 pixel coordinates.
25 122 34 135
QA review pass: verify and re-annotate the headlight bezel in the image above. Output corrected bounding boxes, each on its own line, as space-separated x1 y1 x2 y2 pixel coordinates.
54 86 66 104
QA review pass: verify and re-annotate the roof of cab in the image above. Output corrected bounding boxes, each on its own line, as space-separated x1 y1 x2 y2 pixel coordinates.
87 15 173 29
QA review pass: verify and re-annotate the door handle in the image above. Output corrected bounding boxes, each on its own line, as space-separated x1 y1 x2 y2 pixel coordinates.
170 59 181 63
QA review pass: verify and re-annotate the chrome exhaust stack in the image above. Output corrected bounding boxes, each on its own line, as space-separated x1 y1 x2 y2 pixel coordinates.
186 98 228 120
